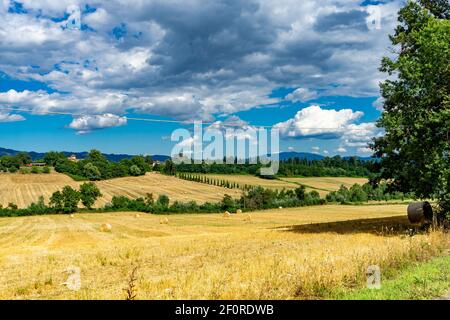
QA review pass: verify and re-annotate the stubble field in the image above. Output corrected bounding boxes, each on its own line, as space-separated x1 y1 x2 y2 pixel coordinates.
195 174 368 196
0 172 242 208
0 204 447 300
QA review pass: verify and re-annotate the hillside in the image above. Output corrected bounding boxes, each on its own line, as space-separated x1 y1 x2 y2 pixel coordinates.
0 172 241 208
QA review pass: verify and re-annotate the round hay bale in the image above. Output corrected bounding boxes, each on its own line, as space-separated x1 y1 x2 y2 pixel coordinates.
223 211 231 218
70 214 75 218
236 209 242 214
160 217 169 224
135 213 140 218
279 206 283 210
244 214 252 222
407 202 433 224
100 223 112 232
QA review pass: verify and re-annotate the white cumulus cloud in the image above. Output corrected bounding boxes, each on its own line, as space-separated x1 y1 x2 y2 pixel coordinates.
285 88 319 103
0 0 401 129
0 112 25 122
68 113 127 134
274 105 364 139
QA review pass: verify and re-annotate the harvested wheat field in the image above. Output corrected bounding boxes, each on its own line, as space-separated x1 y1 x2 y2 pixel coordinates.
0 172 241 208
94 172 241 205
195 174 368 196
196 174 298 190
0 204 447 300
0 173 80 208
280 177 369 196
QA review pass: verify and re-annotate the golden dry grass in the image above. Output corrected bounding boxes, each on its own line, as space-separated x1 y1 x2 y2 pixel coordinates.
0 204 447 300
196 174 298 190
195 174 368 196
0 172 241 208
0 173 80 208
280 177 369 196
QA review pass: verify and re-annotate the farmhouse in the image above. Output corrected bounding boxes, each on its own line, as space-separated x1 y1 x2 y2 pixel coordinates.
67 155 78 162
25 162 46 167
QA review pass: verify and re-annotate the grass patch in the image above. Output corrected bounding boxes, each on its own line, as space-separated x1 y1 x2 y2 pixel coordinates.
65 173 89 181
334 254 450 300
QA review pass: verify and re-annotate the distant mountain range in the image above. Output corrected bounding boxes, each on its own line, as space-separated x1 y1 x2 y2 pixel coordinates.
277 152 325 161
277 151 373 161
0 147 374 163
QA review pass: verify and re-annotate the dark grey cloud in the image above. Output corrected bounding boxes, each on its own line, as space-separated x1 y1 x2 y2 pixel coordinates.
314 10 370 32
0 0 402 121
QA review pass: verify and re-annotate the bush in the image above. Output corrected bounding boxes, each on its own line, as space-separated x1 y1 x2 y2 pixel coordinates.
8 167 18 173
221 194 236 211
156 194 170 209
83 163 101 181
20 167 30 174
31 166 40 174
42 166 51 174
111 196 131 210
129 165 141 176
28 196 50 215
295 185 307 200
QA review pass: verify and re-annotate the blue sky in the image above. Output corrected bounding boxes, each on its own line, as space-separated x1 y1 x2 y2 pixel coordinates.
0 0 401 156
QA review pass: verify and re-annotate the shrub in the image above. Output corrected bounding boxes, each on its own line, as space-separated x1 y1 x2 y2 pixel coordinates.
111 196 131 210
221 194 236 211
129 165 141 176
20 167 30 174
31 166 40 174
42 166 51 174
83 163 102 181
295 186 307 200
28 196 50 215
156 194 170 209
8 167 18 173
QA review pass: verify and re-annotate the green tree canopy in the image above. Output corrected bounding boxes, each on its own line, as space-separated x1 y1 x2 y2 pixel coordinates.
79 182 102 209
129 165 141 176
83 163 101 181
372 0 450 216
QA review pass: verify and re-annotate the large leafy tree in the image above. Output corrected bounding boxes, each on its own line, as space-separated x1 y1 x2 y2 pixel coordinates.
372 0 450 216
79 182 102 209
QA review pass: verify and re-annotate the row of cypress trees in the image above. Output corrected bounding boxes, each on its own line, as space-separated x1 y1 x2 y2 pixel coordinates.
177 173 255 191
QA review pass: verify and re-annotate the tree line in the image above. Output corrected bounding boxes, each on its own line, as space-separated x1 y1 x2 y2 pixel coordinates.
44 150 152 180
157 156 373 178
0 152 49 173
176 173 250 190
0 150 153 180
0 182 102 216
0 181 413 217
326 183 414 204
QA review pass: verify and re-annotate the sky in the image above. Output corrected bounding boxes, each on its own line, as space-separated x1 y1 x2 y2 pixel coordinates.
0 0 402 156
